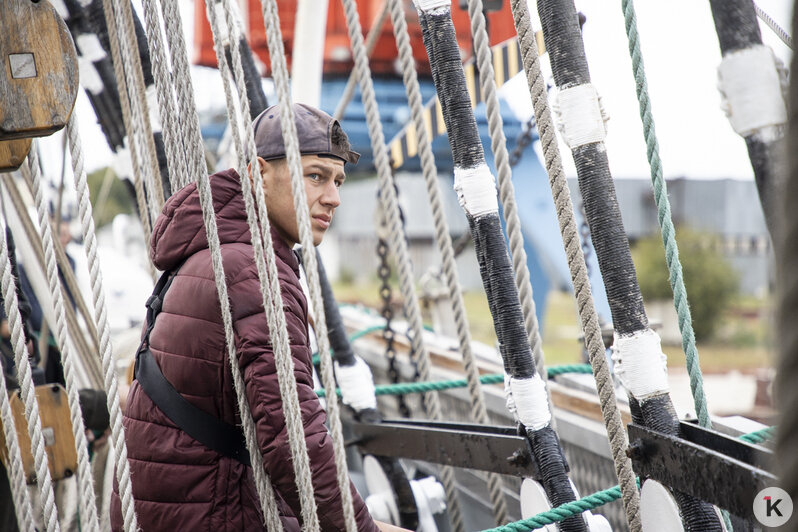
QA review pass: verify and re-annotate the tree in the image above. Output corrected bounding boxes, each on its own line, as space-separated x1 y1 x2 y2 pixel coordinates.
632 227 738 341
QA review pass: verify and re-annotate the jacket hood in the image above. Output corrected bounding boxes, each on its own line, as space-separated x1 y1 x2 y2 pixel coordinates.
150 168 299 275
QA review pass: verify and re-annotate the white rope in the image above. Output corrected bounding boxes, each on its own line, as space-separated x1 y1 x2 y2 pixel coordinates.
99 0 156 279
159 0 209 187
26 148 100 532
337 0 466 529
203 0 314 527
387 0 509 524
140 0 184 193
102 0 164 223
66 114 139 532
255 0 360 528
0 229 38 532
216 0 327 525
754 1 793 49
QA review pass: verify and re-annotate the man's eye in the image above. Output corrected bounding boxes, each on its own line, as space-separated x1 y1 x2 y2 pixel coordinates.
307 173 322 181
334 180 343 188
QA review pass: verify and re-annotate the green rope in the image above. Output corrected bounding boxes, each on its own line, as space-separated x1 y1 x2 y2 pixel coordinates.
480 427 775 531
621 0 711 430
738 426 776 444
315 364 593 398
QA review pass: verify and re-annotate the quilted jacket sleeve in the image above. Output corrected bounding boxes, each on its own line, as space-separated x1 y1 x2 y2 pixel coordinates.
228 264 378 532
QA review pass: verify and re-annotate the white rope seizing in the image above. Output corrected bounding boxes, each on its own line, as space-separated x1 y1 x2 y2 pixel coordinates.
453 164 499 217
552 84 609 148
26 148 100 532
334 358 378 411
507 375 551 431
0 229 38 532
415 0 451 11
717 44 788 137
66 115 138 532
612 329 670 400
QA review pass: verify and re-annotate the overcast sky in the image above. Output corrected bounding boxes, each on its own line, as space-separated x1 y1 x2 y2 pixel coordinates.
55 0 794 182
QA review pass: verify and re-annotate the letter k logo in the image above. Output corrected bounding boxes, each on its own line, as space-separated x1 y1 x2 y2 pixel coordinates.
765 496 783 517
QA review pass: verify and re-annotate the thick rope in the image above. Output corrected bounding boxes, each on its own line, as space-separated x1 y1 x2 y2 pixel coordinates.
26 149 100 531
99 0 156 277
338 0 466 529
159 0 210 188
465 0 547 384
139 0 184 193
255 0 359 528
754 2 793 49
198 2 287 528
739 426 775 445
620 0 711 429
107 0 165 215
509 2 642 530
219 0 323 526
66 115 138 532
0 230 39 532
387 0 508 523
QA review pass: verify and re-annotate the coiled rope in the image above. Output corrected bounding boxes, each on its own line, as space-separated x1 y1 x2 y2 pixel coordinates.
387 0 508 523
619 0 711 429
26 148 100 531
66 114 138 532
0 228 39 532
339 0 467 529
509 1 642 529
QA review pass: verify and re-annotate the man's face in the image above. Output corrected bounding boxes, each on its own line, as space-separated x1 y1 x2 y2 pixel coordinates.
258 154 345 248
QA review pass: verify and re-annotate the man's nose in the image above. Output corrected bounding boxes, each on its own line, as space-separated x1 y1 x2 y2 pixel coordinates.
321 181 341 208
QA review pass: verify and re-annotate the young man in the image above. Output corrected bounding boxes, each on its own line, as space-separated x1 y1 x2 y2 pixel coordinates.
110 104 385 531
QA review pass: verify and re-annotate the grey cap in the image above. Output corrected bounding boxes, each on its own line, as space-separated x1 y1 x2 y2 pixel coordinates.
253 103 360 165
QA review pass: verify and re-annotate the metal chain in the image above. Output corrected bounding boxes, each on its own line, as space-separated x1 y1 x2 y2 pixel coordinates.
508 116 536 167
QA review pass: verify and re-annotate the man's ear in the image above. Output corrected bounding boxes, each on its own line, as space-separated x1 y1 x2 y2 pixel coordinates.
247 156 269 185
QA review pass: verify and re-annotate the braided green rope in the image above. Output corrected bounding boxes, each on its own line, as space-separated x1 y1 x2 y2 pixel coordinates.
620 0 711 429
739 426 776 444
316 365 594 398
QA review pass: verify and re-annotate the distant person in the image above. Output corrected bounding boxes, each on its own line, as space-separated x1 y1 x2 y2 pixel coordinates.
111 104 391 531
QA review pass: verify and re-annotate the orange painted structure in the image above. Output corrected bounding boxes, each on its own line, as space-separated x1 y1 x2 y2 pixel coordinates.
192 0 516 76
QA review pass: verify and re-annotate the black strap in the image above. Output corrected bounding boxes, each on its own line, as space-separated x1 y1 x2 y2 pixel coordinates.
134 268 251 466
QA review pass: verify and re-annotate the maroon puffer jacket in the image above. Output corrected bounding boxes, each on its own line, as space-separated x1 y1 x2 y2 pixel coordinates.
110 169 378 531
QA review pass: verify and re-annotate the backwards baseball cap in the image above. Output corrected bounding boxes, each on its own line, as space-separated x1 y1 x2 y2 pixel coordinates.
253 103 360 165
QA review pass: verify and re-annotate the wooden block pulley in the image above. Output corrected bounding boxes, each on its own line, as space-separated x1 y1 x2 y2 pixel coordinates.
0 384 78 483
0 139 32 173
0 0 80 141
